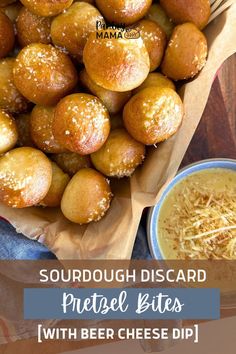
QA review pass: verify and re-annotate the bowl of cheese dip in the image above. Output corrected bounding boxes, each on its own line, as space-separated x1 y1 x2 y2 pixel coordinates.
147 159 236 260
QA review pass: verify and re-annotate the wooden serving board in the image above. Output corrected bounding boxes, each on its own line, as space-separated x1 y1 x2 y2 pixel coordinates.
182 53 236 166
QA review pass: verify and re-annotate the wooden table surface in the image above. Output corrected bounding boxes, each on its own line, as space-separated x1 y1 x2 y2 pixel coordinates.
182 53 236 166
0 55 235 354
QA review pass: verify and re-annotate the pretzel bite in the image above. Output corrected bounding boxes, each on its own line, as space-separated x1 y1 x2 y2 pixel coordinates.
0 12 15 58
19 0 73 17
91 129 145 178
0 110 18 154
134 73 175 94
161 23 208 80
160 0 211 30
51 2 104 63
79 69 131 114
1 2 22 22
95 0 152 25
135 19 166 72
0 147 52 208
40 162 70 207
13 43 78 106
51 152 91 176
15 113 35 147
76 0 95 3
30 105 66 153
123 87 184 145
61 168 112 224
16 7 51 47
0 58 29 114
145 4 174 39
83 30 150 92
53 93 110 155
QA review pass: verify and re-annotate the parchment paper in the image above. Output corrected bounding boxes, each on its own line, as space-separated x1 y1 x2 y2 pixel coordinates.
0 4 236 260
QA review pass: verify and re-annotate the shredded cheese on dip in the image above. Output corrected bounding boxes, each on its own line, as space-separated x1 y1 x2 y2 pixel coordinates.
158 168 236 260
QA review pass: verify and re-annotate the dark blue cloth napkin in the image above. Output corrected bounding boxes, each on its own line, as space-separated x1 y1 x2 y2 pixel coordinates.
0 220 56 260
0 214 152 259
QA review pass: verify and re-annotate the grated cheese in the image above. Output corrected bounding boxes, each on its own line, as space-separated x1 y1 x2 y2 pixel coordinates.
159 172 236 260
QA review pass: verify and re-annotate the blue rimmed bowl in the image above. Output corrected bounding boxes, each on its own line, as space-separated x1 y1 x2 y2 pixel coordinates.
147 158 236 260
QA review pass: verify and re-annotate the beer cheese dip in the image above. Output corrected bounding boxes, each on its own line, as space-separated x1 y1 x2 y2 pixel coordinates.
158 168 236 259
